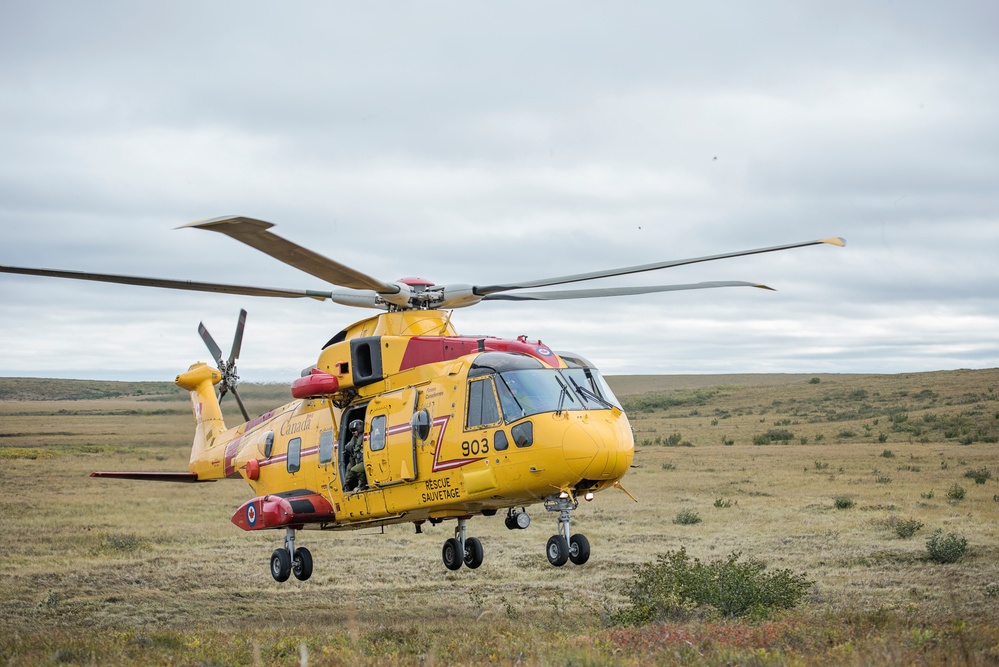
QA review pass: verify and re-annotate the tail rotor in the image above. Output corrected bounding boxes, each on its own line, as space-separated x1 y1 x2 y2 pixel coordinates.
198 309 250 422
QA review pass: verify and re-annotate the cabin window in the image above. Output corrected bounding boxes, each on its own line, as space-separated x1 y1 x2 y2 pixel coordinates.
263 430 275 458
412 408 432 442
287 437 302 473
370 415 387 452
466 377 501 429
319 430 334 465
512 421 533 448
494 429 509 451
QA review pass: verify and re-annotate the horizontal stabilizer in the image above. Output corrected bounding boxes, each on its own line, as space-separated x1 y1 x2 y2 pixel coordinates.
90 471 211 483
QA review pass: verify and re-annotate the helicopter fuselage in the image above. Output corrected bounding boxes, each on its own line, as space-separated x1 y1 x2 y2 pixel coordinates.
180 311 634 542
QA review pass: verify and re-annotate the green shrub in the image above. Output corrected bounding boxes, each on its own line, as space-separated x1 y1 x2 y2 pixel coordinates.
752 428 795 445
947 484 967 501
673 509 702 525
833 496 855 509
663 432 693 447
881 449 895 458
889 517 924 539
964 467 992 484
713 498 734 508
613 547 813 624
926 530 968 564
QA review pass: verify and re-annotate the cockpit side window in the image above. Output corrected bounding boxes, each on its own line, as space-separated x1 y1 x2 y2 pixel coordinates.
495 375 525 423
466 377 501 429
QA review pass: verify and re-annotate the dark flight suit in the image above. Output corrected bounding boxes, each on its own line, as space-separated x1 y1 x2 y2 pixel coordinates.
344 432 367 491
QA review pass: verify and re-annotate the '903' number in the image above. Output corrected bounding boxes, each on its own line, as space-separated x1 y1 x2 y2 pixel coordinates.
461 438 490 456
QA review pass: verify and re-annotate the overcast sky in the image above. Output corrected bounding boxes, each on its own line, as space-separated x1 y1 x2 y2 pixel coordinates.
1 1 996 382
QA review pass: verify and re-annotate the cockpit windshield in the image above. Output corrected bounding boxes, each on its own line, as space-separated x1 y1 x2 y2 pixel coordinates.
468 352 622 423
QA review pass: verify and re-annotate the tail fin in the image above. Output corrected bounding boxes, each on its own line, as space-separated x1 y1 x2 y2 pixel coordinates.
176 362 227 478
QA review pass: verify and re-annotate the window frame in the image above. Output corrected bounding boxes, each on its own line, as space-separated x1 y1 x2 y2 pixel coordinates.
466 376 503 430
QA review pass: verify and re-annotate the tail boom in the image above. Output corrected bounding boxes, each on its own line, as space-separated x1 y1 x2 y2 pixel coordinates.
176 362 228 479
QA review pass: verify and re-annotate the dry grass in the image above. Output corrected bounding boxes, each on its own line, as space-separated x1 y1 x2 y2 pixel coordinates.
1 370 998 665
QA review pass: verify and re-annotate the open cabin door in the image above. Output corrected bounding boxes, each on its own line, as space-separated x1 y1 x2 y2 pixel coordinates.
366 387 419 487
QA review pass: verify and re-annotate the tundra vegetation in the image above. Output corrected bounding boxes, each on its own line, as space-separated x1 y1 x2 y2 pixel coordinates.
1 369 998 665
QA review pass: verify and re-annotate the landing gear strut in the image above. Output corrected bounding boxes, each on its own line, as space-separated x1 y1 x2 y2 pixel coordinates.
544 494 590 567
270 527 313 582
441 518 484 570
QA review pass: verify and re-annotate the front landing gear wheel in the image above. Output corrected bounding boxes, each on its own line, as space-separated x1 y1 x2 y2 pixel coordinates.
442 537 463 571
569 534 590 565
546 535 570 567
463 536 484 569
293 547 313 581
270 548 292 582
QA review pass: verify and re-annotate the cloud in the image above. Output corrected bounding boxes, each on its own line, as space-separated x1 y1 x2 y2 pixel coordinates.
1 1 997 380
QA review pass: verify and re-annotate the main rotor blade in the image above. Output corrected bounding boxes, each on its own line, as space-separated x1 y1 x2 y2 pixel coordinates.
482 281 773 302
473 237 846 296
198 322 224 364
229 309 247 364
182 216 401 295
0 265 336 300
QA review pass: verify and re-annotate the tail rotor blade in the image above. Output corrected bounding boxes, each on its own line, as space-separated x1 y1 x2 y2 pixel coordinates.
229 309 247 365
197 310 251 423
198 322 224 364
231 386 250 422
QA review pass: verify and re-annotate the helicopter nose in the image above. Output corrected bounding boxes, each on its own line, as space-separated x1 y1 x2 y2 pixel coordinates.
561 419 632 482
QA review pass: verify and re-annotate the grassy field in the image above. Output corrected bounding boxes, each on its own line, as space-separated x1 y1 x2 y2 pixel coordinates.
0 369 998 665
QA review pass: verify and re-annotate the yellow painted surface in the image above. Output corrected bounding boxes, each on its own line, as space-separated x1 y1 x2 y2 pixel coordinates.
179 311 634 531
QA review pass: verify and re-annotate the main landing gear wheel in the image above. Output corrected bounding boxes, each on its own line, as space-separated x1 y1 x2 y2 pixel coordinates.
270 548 292 582
569 533 590 565
270 527 312 583
546 535 570 567
442 537 463 571
293 546 313 581
463 536 484 569
441 518 484 571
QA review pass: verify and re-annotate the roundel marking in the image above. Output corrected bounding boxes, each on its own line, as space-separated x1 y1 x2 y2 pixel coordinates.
246 503 258 527
537 347 552 356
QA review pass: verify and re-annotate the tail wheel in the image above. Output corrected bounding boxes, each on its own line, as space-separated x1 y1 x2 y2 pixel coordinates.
569 534 590 565
546 535 569 567
442 537 463 571
463 536 484 569
292 547 313 581
270 548 292 582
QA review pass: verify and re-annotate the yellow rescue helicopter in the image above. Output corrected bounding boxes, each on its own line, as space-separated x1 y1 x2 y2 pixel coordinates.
0 217 844 581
